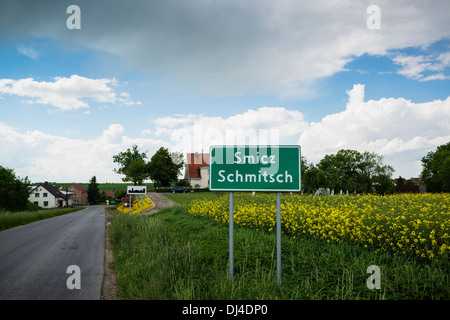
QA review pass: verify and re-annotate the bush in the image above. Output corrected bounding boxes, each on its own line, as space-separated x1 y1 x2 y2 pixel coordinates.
0 166 30 212
25 201 41 211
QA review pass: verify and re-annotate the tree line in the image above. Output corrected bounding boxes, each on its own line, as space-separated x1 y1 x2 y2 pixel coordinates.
113 145 184 187
301 142 450 194
301 149 395 194
420 141 450 193
1 142 448 212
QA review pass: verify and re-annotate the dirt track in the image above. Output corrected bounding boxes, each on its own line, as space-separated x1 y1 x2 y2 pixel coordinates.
144 192 178 214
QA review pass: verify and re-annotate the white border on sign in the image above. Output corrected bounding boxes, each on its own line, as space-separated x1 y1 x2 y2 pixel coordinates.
127 186 147 194
209 145 301 192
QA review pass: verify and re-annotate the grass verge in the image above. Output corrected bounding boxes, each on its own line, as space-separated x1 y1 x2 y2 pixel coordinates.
0 207 84 231
108 204 450 300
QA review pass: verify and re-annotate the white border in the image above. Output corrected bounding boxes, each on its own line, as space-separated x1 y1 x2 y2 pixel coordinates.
127 185 147 194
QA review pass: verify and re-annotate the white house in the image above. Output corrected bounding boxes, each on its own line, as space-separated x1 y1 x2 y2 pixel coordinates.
29 182 72 208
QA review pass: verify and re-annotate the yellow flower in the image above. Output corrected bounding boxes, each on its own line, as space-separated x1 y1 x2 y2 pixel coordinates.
187 192 450 262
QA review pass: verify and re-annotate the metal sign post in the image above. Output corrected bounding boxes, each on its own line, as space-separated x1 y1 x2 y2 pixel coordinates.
229 191 234 280
276 192 281 286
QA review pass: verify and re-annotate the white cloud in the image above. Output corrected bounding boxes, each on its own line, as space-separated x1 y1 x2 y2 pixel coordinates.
0 75 140 111
147 91 450 178
17 46 38 59
94 1 450 96
149 107 308 154
0 123 166 182
420 73 448 81
298 84 450 177
2 1 449 97
392 52 450 81
99 123 124 145
1 85 449 182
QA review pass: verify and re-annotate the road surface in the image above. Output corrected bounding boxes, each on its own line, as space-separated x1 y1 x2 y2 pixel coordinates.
0 206 105 300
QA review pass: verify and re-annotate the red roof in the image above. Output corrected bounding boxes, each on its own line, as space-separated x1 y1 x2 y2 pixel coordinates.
69 183 87 193
100 191 116 198
186 153 209 179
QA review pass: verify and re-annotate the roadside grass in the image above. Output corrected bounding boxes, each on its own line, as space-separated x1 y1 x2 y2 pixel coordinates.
108 204 450 300
0 207 84 231
165 192 222 207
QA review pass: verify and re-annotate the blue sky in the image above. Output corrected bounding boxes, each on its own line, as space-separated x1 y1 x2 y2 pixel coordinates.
1 0 449 183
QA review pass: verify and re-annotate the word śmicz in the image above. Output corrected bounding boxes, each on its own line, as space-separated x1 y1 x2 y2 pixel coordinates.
218 151 293 184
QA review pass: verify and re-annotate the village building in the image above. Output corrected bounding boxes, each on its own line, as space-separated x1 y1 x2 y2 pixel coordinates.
100 190 116 199
184 153 210 188
66 183 88 205
29 182 72 208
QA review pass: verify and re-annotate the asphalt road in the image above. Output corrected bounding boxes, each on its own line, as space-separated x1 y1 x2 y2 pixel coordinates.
0 206 105 300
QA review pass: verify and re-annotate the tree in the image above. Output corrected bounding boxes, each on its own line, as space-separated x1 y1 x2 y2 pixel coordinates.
318 149 361 192
87 176 100 204
0 166 30 211
301 156 324 193
170 151 186 185
147 147 184 187
357 151 394 193
396 176 405 186
373 173 395 195
317 149 394 193
113 145 149 185
420 142 450 192
126 158 149 186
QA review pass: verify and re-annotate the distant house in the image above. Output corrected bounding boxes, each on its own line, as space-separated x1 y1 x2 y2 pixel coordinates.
100 190 116 199
29 182 72 208
67 183 87 205
185 153 210 188
394 177 422 193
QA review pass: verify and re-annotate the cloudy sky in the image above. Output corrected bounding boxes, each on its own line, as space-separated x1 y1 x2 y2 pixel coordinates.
1 0 449 183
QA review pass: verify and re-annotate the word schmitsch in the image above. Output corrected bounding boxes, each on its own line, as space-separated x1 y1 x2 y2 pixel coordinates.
218 169 293 184
218 150 293 184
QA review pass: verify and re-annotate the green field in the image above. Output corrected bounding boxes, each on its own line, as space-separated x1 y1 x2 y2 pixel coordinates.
109 192 450 300
0 207 84 231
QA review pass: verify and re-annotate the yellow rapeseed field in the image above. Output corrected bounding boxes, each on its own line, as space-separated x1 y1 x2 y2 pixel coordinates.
117 197 153 215
187 193 450 262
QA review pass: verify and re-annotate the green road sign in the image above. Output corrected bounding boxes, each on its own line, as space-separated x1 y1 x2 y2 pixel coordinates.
209 145 301 192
